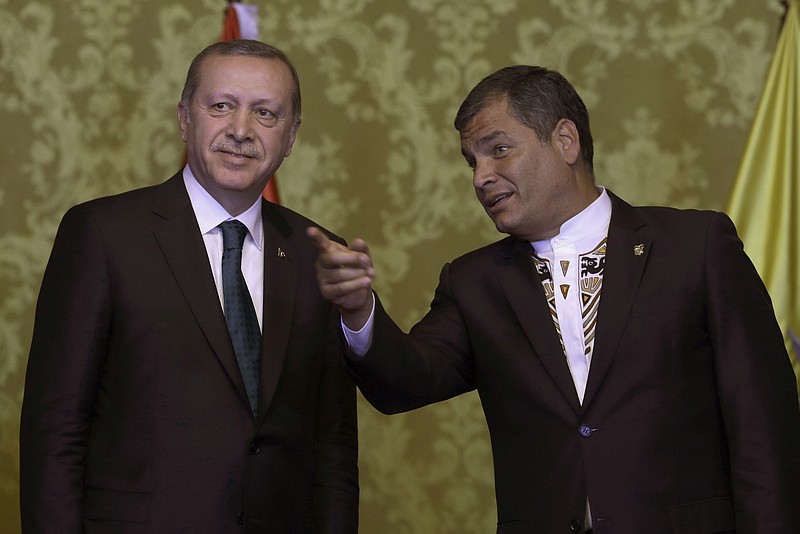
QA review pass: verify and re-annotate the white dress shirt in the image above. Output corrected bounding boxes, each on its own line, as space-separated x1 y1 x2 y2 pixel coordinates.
182 166 265 330
529 188 611 403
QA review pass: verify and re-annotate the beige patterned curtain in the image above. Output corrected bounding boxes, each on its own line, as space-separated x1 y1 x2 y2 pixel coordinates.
0 1 788 531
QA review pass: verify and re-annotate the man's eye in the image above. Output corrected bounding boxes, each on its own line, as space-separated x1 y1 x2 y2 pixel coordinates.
255 108 279 125
212 103 230 111
494 145 509 156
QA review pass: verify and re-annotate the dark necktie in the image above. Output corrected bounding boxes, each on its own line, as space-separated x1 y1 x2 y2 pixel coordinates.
219 220 261 416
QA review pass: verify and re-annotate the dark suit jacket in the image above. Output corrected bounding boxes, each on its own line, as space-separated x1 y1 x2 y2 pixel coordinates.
20 173 359 534
347 191 800 534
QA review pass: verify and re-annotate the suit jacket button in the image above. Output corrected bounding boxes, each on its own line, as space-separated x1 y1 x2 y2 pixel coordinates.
236 512 244 525
579 424 593 438
249 440 260 454
569 519 582 532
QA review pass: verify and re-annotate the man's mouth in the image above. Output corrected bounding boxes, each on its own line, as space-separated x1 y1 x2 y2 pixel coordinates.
487 193 511 208
220 150 253 159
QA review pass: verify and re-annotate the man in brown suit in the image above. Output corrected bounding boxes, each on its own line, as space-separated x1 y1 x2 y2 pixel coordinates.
21 40 358 533
308 65 800 533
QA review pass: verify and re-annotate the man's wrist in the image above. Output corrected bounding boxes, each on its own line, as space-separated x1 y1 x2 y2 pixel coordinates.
341 293 376 357
340 293 374 331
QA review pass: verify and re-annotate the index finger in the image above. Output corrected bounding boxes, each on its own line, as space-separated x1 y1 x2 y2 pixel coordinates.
306 226 335 252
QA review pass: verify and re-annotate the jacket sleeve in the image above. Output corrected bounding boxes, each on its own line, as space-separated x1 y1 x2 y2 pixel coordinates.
312 258 360 532
705 211 800 531
20 205 111 533
346 263 476 415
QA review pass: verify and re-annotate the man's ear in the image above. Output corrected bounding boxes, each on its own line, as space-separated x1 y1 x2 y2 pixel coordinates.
553 118 580 165
177 102 189 142
284 118 301 157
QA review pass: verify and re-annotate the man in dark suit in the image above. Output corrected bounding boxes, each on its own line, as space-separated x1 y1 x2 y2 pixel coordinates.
20 40 358 533
307 66 800 533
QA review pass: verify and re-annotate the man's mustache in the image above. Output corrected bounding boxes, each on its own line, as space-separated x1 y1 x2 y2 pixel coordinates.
211 142 263 159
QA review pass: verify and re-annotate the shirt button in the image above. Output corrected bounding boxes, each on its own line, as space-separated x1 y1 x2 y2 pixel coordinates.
249 440 260 454
236 512 244 525
579 424 593 438
570 519 582 532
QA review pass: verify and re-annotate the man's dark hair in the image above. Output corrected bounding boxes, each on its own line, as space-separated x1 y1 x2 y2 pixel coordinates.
181 39 301 126
454 65 594 173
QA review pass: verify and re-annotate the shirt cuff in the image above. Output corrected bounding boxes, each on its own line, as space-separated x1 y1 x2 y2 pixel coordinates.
341 292 376 357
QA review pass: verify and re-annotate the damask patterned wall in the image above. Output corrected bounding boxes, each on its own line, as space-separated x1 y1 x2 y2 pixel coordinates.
0 0 787 531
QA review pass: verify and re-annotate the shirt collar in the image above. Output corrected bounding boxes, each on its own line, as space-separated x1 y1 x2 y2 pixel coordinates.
182 165 264 251
531 186 611 254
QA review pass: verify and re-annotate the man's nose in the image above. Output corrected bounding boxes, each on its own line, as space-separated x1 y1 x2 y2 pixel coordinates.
473 159 496 189
227 109 254 141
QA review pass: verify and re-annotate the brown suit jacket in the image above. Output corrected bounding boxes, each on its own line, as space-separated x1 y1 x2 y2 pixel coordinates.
20 173 359 533
348 191 800 533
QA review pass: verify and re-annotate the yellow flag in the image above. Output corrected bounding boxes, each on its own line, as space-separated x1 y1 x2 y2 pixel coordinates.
727 0 800 390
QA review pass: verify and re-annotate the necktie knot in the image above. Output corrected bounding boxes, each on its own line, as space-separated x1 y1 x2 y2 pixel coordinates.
219 220 248 251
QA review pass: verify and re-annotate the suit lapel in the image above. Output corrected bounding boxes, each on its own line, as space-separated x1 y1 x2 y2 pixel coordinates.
495 238 583 413
583 192 650 406
151 174 250 404
256 201 296 420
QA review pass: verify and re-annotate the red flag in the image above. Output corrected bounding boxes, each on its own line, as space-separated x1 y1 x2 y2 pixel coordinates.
219 2 281 203
219 5 241 41
261 178 281 204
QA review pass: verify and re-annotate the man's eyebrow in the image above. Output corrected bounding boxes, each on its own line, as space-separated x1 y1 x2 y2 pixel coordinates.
474 130 508 149
208 93 279 106
206 92 239 102
462 130 506 158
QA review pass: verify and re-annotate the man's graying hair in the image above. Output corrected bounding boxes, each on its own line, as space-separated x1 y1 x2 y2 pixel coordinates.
180 39 302 126
454 65 594 174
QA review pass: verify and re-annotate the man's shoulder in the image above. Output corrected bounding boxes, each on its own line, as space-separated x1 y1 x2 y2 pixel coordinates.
634 205 728 235
69 174 177 215
55 174 184 240
262 200 314 227
449 236 518 269
262 200 345 245
631 203 716 219
610 192 726 233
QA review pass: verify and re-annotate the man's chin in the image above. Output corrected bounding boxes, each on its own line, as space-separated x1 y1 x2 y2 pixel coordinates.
490 215 509 235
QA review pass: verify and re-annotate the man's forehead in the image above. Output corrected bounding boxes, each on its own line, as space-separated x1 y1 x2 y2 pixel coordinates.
461 99 511 132
199 54 289 81
197 56 291 96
